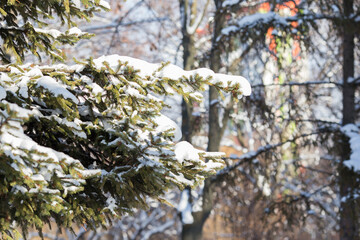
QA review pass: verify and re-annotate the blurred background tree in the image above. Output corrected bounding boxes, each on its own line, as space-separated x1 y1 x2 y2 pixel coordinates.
21 0 360 239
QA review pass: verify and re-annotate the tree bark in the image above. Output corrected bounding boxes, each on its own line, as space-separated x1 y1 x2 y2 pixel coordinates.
208 0 226 152
180 1 205 239
181 182 214 240
339 0 359 239
181 1 226 239
180 0 196 142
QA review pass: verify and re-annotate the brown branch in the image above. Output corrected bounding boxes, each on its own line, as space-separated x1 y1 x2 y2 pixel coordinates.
0 65 77 74
220 98 233 140
0 66 10 72
279 117 341 126
212 131 326 183
302 166 333 175
107 0 146 53
251 81 341 88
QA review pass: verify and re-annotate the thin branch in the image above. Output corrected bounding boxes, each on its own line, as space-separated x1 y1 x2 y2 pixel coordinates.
302 165 333 175
213 131 324 182
279 117 341 126
186 0 210 35
220 99 233 140
251 81 341 88
280 182 334 205
107 0 146 53
351 76 360 84
84 17 169 32
142 220 175 240
174 42 182 65
0 65 77 73
0 26 25 31
227 40 256 70
0 66 11 72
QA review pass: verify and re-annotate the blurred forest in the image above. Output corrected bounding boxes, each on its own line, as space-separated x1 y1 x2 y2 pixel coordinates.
23 0 360 239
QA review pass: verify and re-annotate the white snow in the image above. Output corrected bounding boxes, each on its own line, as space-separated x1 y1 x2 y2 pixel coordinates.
0 53 247 211
12 185 28 194
63 186 82 196
10 66 21 74
221 25 238 36
34 28 62 38
31 174 46 182
36 76 79 104
81 75 105 95
236 12 288 29
18 76 30 98
73 0 81 8
0 72 12 82
154 114 182 141
222 0 240 7
99 0 110 9
203 160 223 171
212 74 251 96
68 27 83 35
25 67 43 77
178 189 194 224
175 141 202 164
106 196 118 215
186 13 203 35
220 12 288 39
92 55 251 96
48 115 87 139
0 86 6 100
258 175 271 196
169 172 194 186
341 124 360 171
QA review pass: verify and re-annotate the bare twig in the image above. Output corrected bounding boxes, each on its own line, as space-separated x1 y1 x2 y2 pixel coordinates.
213 131 325 182
84 17 169 33
251 81 341 88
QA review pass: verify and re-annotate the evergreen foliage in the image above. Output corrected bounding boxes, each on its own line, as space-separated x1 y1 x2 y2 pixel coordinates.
0 0 250 238
0 0 104 63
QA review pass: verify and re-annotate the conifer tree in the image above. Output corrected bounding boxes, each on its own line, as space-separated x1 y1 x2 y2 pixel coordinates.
0 0 251 239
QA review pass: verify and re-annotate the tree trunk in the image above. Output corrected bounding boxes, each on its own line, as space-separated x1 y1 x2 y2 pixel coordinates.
181 31 195 142
208 0 225 152
179 1 205 239
339 0 359 239
181 182 214 240
180 0 197 142
181 1 225 239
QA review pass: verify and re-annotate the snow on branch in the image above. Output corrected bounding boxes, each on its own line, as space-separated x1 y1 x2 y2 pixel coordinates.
186 0 211 35
222 0 240 8
218 10 360 42
91 55 251 97
0 54 250 234
218 12 290 41
341 124 360 172
0 0 105 63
